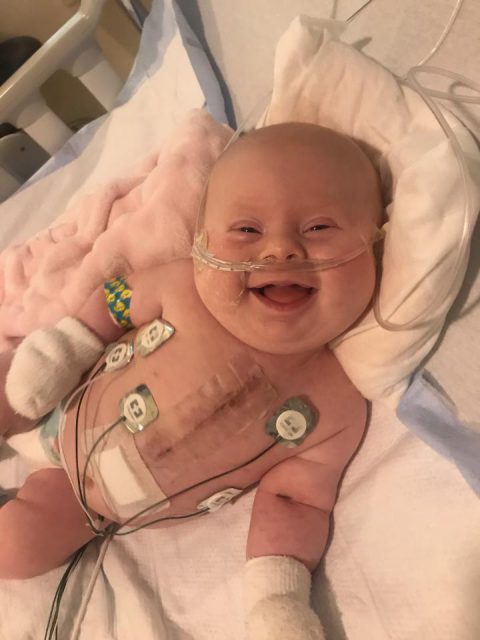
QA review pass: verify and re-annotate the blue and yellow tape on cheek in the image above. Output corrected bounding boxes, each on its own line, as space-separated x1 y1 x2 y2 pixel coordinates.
103 276 134 330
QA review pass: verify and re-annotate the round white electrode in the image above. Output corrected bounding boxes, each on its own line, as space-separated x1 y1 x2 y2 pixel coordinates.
275 410 307 440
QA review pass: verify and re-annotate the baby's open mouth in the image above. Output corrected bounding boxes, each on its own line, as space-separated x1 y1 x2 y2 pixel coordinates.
250 283 315 310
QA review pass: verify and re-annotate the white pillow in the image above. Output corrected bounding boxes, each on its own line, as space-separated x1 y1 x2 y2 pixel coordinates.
264 16 480 403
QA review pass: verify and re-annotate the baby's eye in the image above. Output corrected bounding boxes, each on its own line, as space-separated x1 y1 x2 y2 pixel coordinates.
236 226 261 234
307 223 331 232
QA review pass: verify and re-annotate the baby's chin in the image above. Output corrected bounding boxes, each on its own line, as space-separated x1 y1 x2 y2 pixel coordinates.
194 270 349 354
250 335 329 356
213 314 332 355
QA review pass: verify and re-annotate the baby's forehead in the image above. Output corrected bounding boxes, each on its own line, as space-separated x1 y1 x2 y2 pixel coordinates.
207 123 380 203
209 123 376 184
203 123 383 227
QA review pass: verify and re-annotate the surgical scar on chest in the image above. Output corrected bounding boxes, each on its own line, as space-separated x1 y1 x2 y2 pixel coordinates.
135 353 278 467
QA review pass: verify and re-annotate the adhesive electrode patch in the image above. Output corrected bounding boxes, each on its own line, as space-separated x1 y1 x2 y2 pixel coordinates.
120 384 159 434
136 319 175 356
105 341 134 372
197 488 243 512
265 397 318 447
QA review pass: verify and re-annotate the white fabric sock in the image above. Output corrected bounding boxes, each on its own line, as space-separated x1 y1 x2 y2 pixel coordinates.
5 317 104 419
244 556 325 640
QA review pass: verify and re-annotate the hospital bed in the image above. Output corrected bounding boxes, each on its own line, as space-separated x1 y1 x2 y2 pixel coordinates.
0 0 132 202
0 1 479 639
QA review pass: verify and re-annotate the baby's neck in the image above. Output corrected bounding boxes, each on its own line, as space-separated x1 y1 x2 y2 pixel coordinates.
252 345 328 373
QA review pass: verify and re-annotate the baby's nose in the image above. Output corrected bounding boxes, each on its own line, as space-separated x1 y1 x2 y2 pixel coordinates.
259 234 307 262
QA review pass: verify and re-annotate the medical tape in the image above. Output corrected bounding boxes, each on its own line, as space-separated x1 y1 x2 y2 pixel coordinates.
135 353 277 454
134 353 278 487
103 276 134 329
85 418 170 523
72 353 278 525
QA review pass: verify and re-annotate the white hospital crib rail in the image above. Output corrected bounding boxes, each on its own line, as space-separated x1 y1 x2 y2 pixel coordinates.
0 0 124 201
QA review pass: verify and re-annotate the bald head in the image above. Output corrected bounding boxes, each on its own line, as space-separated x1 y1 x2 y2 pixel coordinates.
206 122 383 228
223 122 374 174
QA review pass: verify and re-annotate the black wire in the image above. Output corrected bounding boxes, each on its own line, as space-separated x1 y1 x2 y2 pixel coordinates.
111 508 209 536
73 361 280 535
113 439 279 534
77 420 277 535
74 364 106 507
47 359 280 639
73 362 280 535
44 364 109 640
44 544 88 640
80 418 123 529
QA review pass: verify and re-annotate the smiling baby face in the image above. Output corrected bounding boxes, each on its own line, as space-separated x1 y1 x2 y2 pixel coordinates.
194 122 383 355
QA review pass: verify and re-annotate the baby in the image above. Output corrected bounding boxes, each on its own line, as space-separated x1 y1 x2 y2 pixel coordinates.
0 122 383 639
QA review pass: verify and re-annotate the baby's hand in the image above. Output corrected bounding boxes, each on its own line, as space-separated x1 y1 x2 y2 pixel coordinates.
5 318 104 419
244 556 325 640
0 347 38 438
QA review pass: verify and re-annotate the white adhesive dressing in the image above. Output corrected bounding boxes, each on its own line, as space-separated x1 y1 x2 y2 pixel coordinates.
96 445 169 516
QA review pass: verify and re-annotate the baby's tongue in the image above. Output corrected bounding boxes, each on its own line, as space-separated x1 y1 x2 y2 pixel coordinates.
262 285 309 303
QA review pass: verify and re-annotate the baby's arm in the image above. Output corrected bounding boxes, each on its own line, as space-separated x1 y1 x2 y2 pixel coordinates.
247 422 363 569
5 266 167 420
245 413 365 640
77 267 166 344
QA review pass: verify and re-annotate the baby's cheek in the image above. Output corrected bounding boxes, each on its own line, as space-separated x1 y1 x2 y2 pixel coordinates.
360 255 377 301
194 268 245 316
330 255 376 315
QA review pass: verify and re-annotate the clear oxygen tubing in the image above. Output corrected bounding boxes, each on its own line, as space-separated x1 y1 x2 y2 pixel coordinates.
191 229 384 273
340 0 476 331
193 0 479 331
414 0 465 67
373 64 480 331
191 90 385 274
369 0 480 331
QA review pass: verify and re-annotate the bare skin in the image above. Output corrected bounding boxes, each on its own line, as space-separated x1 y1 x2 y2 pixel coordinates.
0 123 382 578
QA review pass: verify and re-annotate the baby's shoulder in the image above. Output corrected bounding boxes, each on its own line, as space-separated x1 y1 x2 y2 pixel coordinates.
127 259 197 326
129 258 193 288
307 348 367 436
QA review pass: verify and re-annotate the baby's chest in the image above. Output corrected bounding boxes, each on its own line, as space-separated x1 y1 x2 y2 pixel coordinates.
65 321 361 526
79 316 353 455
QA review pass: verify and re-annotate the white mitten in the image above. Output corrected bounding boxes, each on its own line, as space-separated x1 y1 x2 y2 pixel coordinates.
244 556 325 640
5 317 104 419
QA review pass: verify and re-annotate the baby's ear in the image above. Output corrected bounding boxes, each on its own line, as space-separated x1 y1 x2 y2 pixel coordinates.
352 136 391 208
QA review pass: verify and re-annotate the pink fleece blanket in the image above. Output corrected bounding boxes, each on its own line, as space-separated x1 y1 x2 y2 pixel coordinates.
0 111 232 350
